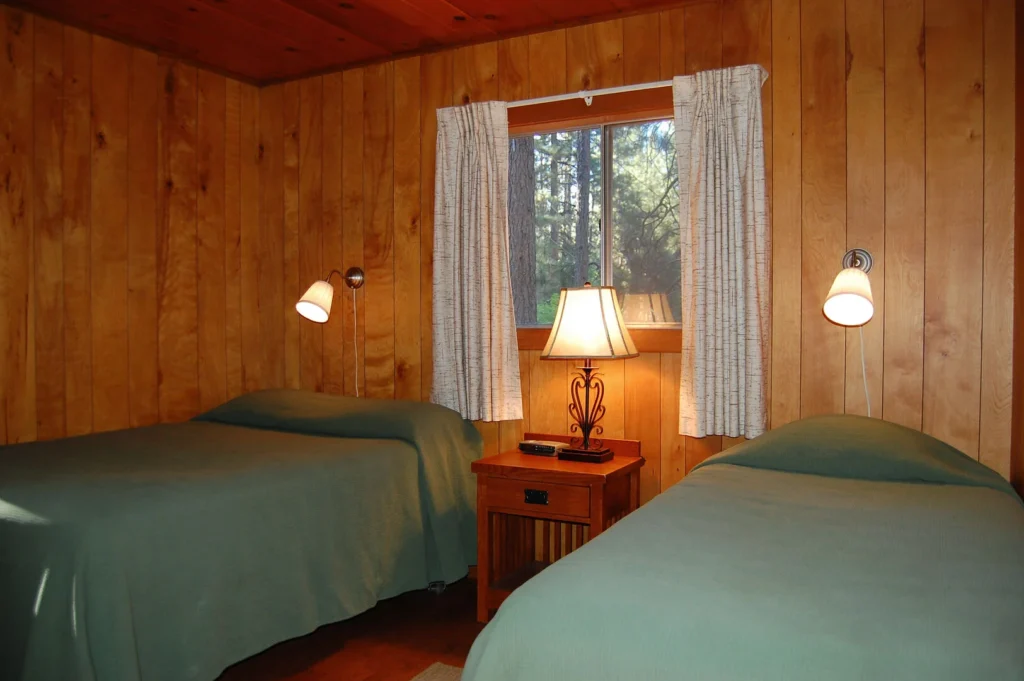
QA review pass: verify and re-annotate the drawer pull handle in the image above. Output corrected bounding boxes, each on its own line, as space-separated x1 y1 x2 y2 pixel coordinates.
524 489 548 505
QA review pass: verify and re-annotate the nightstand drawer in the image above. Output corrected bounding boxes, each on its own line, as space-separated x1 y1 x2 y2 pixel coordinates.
486 477 590 519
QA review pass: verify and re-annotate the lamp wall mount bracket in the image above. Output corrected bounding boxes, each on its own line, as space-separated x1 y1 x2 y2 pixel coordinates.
842 248 873 273
325 267 365 290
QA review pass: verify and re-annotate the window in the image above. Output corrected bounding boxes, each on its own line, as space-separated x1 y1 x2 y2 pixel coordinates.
507 119 680 328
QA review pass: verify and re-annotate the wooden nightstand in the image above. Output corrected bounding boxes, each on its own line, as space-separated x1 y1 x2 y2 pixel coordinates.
472 433 643 623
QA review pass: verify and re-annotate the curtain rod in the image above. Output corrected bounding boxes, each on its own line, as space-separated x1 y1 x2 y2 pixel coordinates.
506 80 673 109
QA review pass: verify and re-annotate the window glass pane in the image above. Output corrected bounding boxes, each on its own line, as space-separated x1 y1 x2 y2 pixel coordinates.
508 128 602 325
610 120 681 325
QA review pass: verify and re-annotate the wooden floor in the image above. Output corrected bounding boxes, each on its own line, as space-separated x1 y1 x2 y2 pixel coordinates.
218 579 483 681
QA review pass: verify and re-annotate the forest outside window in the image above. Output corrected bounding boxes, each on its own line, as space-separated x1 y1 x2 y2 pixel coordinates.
507 119 680 329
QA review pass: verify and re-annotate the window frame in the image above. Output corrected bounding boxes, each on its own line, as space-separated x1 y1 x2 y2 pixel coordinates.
508 86 682 353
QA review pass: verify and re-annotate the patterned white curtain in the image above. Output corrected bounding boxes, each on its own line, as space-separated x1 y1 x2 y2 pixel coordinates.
674 65 770 439
431 101 523 421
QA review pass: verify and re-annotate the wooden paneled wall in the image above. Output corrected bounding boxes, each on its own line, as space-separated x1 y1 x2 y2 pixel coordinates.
1 2 1017 497
0 7 255 441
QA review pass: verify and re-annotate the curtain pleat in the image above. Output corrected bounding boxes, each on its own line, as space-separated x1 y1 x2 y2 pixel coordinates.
431 102 523 421
674 65 770 439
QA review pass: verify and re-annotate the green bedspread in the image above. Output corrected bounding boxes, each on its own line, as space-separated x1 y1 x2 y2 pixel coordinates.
464 415 1024 681
0 390 482 681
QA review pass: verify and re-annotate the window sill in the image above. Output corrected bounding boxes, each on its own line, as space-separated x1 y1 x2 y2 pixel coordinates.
516 328 681 354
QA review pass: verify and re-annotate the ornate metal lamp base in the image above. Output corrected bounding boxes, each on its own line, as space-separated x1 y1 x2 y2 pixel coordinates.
559 359 614 464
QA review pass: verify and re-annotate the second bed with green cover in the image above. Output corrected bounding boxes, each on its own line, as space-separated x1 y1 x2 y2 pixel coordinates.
464 415 1024 681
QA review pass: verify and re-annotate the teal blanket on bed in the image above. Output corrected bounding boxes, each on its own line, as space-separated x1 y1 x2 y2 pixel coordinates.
0 390 482 681
464 415 1024 681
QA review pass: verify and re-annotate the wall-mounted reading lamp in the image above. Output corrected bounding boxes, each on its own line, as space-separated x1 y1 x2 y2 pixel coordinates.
296 267 365 395
823 248 874 416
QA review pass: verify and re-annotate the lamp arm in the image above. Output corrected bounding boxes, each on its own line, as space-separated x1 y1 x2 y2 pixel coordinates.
323 267 366 290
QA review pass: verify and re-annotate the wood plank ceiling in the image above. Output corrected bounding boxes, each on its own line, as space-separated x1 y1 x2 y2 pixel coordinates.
3 0 709 84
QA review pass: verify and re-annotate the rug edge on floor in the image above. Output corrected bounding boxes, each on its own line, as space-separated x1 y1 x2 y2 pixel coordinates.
410 661 462 681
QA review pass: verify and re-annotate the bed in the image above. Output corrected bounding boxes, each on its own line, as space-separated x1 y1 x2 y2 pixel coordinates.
0 389 481 681
464 415 1024 681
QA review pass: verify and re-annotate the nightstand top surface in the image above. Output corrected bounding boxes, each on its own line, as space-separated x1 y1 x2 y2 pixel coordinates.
472 449 643 482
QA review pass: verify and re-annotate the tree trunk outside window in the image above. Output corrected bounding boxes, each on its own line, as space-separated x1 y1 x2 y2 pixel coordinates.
574 132 591 286
508 137 537 324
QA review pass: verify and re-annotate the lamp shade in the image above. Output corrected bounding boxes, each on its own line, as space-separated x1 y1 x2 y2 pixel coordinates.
541 284 638 359
621 293 675 324
823 267 873 326
296 280 334 323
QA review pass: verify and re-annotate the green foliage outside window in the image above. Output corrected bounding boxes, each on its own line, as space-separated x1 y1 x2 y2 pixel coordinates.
508 120 680 327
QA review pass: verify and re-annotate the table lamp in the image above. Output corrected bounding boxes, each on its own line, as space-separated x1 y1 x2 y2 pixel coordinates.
541 283 638 463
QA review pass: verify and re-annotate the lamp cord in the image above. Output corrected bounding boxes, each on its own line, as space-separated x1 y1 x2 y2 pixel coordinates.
353 288 359 398
859 325 870 418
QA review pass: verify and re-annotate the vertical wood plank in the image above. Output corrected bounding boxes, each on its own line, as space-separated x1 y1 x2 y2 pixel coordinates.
475 420 500 458
298 76 324 392
1015 0 1024 493
239 82 262 391
800 0 847 417
500 349 531 452
495 33 526 435
685 434 722 474
322 72 344 394
197 69 227 411
566 19 625 90
623 13 661 85
845 0 885 417
394 57 422 401
660 9 686 79
722 0 771 70
529 351 568 435
923 0 984 457
497 419 524 455
342 69 365 397
527 30 567 97
723 435 746 450
660 353 685 489
157 59 199 422
883 0 925 429
625 353 661 503
128 48 160 427
363 63 396 399
224 78 243 399
979 0 1015 477
0 9 34 443
771 0 801 427
258 84 285 388
682 0 725 413
420 52 453 402
91 36 130 432
62 26 92 437
683 2 722 74
497 36 529 100
33 17 65 441
454 42 498 104
722 0 773 416
283 80 301 390
591 360 625 439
